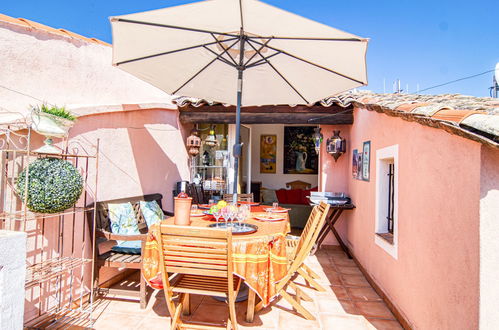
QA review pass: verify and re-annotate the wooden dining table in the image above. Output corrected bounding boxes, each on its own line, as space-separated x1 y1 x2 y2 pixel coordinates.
141 205 291 322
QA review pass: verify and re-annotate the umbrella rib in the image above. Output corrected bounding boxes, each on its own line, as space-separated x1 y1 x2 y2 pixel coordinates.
249 36 366 42
113 18 240 37
246 50 281 68
202 46 237 68
248 38 366 85
172 38 241 95
245 40 309 104
243 38 272 67
209 33 238 66
115 37 239 66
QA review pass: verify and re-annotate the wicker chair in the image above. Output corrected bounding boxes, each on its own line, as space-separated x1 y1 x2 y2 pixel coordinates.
89 193 172 308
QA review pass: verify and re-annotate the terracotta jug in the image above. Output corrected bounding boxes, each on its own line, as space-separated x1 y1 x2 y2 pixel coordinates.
174 193 192 226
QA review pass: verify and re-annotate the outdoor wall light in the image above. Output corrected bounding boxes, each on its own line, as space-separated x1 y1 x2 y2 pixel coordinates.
186 128 202 156
204 125 218 147
312 127 323 154
326 130 346 162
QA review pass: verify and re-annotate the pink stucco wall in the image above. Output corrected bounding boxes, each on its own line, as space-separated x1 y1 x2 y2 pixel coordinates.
320 108 481 329
70 108 191 211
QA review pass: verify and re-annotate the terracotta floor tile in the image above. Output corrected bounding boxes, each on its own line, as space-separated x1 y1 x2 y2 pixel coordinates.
273 295 317 315
93 311 144 329
187 300 230 326
237 304 278 328
135 316 170 329
320 313 369 330
316 296 358 315
332 257 357 267
82 254 403 330
346 287 383 302
98 298 152 315
329 285 350 300
277 310 320 329
365 318 404 330
320 271 343 286
353 301 395 319
337 265 364 276
340 274 371 287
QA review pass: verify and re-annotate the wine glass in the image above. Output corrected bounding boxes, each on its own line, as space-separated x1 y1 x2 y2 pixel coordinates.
212 209 221 225
221 206 229 223
228 204 237 226
236 207 245 226
191 204 198 215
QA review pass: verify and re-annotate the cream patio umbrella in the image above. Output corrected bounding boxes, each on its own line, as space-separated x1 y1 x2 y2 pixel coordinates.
110 0 368 194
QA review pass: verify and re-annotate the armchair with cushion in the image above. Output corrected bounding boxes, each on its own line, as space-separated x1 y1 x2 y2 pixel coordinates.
260 181 317 229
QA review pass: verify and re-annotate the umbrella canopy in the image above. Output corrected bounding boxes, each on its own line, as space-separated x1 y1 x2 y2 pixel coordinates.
110 0 368 193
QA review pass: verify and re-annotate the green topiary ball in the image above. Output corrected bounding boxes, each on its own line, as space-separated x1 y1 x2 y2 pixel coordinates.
16 158 84 213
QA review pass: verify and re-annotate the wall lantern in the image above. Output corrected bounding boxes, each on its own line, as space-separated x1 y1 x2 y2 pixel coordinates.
186 128 202 156
326 130 346 162
312 127 323 154
204 125 218 147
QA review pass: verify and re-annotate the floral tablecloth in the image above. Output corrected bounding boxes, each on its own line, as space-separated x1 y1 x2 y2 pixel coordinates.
142 208 289 306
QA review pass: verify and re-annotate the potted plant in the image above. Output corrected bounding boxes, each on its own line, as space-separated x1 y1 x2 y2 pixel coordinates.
30 104 76 153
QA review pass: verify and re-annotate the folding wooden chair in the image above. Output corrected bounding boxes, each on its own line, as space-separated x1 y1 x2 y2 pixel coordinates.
158 224 242 330
286 202 331 293
251 202 329 321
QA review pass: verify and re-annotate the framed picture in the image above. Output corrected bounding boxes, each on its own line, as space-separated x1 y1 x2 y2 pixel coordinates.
352 149 358 179
362 141 371 181
260 135 277 173
356 151 363 180
283 126 318 174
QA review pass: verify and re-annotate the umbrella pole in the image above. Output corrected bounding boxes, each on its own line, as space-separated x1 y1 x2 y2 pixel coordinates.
232 69 243 200
232 32 245 200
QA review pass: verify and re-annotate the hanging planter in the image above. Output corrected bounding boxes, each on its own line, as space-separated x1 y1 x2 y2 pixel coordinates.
16 158 83 213
30 105 76 154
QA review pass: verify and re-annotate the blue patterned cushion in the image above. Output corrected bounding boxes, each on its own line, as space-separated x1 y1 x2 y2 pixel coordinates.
108 202 141 254
139 200 164 228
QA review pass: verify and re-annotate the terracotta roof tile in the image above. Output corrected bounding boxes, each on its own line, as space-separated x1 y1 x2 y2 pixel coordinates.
431 109 484 123
0 13 110 46
174 91 499 147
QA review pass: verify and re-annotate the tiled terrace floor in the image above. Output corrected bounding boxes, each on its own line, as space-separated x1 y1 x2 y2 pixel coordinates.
91 246 402 329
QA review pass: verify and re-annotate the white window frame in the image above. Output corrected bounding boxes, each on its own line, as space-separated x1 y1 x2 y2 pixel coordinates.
374 144 399 259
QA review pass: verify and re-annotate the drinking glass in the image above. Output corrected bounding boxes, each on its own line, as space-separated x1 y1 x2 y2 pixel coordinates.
213 209 221 225
272 202 279 211
228 204 237 225
221 207 229 222
191 204 198 214
208 199 215 206
236 208 244 226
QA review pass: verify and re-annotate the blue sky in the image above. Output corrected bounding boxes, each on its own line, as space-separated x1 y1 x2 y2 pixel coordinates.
2 0 498 97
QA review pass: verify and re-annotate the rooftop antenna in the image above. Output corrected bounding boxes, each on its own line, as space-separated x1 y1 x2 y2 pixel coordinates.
491 62 499 98
393 79 402 93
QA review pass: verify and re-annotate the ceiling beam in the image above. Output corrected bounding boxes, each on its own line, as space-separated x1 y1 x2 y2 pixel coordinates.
179 110 353 124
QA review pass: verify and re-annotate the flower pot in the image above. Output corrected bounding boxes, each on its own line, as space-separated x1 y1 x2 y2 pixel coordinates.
174 197 192 225
31 112 75 154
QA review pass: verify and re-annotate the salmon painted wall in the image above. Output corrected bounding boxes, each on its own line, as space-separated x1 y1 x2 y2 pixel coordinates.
70 108 191 210
320 108 481 329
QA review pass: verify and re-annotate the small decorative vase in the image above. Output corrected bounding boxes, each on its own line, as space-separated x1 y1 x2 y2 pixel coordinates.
174 197 192 225
295 151 308 172
31 112 74 154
